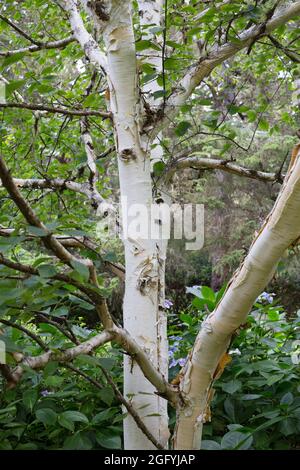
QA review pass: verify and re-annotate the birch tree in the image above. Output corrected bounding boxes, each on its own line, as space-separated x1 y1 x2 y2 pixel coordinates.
0 0 300 450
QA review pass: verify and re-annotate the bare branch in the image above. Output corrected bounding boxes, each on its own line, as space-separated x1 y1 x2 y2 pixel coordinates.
169 155 281 183
35 313 80 345
0 176 105 206
80 117 103 208
0 102 111 119
99 364 164 449
0 36 75 57
9 330 113 384
63 0 107 72
110 326 179 407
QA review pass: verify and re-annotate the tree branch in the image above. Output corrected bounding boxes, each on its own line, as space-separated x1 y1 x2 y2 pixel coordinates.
0 36 75 57
63 0 107 73
0 102 110 119
99 364 164 449
267 34 300 63
0 156 93 269
0 319 48 351
80 117 102 208
0 253 102 304
109 326 178 407
148 1 300 135
9 330 113 385
0 252 174 406
0 176 105 207
0 227 125 280
0 14 42 45
169 155 282 183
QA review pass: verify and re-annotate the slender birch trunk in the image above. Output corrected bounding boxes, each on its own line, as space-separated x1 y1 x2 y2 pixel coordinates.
102 0 168 449
173 151 300 449
138 0 170 448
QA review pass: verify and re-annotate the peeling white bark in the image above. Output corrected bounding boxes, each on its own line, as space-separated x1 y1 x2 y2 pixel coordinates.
173 151 300 449
64 0 107 72
138 0 170 449
101 0 168 449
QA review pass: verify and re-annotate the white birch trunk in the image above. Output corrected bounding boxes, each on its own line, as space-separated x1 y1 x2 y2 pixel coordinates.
173 150 300 449
102 0 168 449
138 0 169 449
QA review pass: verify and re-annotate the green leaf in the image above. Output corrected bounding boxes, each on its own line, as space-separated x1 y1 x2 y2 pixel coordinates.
280 392 293 406
52 306 69 317
221 431 253 450
258 118 269 131
15 443 38 450
241 394 262 400
153 161 165 176
247 110 257 122
266 374 284 386
98 387 114 406
28 226 48 237
98 357 115 371
222 379 242 394
35 408 57 426
175 121 192 136
201 286 215 302
58 414 75 432
254 416 285 432
278 418 297 436
63 432 93 450
179 312 193 326
201 440 221 450
92 409 114 424
224 397 236 422
2 52 26 67
5 80 26 96
60 410 89 424
38 264 57 278
0 236 24 253
198 98 212 106
22 389 38 412
149 26 164 34
96 432 122 449
70 260 90 282
164 58 178 70
152 90 166 100
135 40 160 51
44 376 64 387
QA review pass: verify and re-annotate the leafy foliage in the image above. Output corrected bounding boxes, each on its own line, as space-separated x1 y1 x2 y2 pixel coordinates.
169 286 300 450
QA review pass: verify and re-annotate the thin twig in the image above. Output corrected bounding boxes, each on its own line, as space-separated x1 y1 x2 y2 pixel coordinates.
0 318 48 350
99 365 164 449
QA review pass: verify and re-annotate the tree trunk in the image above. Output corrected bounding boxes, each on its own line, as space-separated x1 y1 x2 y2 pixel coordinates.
103 0 168 449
